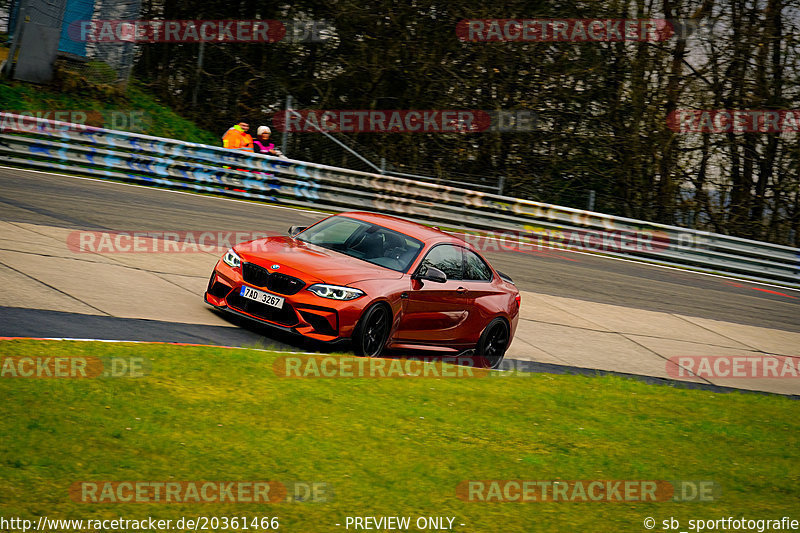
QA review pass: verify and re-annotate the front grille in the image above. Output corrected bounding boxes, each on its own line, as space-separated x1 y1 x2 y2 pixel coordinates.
227 292 299 326
243 263 270 287
242 263 305 295
268 273 305 295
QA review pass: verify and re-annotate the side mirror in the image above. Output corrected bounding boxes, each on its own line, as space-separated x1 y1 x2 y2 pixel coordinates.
413 265 447 283
288 226 307 237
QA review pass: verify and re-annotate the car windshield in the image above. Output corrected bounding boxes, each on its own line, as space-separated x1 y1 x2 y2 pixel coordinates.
297 216 424 272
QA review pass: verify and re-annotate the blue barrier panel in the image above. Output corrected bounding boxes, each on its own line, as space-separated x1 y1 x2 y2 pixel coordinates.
58 0 95 57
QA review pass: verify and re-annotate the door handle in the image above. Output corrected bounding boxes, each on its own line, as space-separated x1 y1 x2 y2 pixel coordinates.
456 287 468 294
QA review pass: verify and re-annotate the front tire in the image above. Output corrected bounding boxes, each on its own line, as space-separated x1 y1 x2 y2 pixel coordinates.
475 318 510 369
353 304 391 357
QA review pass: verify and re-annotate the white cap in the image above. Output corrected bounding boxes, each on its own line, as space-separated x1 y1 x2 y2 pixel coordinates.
257 126 271 135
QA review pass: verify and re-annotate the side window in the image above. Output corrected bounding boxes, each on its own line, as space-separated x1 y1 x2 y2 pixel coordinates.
420 245 463 280
464 250 493 281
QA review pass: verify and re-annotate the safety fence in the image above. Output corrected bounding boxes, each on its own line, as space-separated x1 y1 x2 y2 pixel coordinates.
0 112 797 289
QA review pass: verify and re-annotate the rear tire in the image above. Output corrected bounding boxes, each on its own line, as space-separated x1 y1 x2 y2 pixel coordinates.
352 304 391 357
475 318 510 369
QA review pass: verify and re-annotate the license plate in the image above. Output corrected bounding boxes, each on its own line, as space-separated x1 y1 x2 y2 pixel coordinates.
239 285 285 308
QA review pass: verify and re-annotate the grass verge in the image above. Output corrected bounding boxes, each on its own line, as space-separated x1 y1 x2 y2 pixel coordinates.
0 339 798 532
0 78 219 144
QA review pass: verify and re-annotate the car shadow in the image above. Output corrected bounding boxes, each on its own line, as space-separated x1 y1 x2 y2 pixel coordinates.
208 308 480 370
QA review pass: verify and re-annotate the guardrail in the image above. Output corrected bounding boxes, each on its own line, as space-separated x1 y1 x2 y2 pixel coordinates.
1 112 798 289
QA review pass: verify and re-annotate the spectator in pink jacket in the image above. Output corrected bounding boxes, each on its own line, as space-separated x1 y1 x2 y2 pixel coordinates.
253 126 283 156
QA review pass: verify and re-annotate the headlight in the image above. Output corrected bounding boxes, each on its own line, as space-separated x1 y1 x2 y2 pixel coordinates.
222 249 241 268
307 284 364 301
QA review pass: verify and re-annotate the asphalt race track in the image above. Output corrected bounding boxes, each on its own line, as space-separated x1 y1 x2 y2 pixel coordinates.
2 167 798 329
1 166 799 395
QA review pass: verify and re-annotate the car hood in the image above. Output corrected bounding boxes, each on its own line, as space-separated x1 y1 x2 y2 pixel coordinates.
235 236 404 285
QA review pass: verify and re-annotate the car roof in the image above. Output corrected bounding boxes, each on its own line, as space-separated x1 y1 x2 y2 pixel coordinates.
336 211 470 247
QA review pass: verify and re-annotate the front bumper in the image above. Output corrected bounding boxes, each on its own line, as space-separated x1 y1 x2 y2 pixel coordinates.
204 260 365 342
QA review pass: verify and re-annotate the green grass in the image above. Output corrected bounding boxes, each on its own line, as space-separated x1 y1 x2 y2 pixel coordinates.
0 340 798 532
0 78 219 145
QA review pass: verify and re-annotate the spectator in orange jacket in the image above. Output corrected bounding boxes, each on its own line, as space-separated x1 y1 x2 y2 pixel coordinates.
222 121 253 152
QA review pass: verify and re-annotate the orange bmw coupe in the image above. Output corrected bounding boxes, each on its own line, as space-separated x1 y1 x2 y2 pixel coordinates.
204 212 519 368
